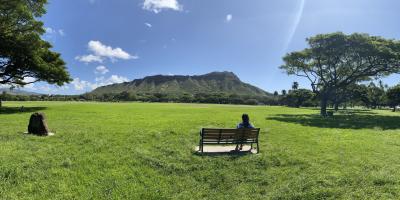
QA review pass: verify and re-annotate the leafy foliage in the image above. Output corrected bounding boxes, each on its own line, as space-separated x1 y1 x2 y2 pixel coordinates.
281 32 400 115
0 0 71 87
283 89 316 108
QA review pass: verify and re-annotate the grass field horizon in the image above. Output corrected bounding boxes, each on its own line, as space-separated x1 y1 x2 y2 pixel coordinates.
1 101 400 199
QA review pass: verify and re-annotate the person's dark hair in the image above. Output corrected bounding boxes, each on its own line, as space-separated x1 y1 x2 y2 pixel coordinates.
242 114 250 128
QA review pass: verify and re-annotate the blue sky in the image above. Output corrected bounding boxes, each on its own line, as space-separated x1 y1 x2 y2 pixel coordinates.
22 0 400 94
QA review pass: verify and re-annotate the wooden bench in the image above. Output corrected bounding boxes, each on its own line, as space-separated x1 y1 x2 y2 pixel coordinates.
199 128 260 153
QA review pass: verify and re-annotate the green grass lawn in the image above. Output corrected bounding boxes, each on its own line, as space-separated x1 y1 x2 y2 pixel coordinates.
1 101 400 199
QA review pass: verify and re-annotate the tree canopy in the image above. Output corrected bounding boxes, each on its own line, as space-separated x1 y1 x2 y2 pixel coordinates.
387 85 400 112
281 32 400 116
0 0 71 87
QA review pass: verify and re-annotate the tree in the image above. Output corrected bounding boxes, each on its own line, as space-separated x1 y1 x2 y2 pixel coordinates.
291 82 299 90
387 85 400 112
366 82 386 109
281 32 400 116
281 90 287 96
0 0 71 87
284 89 315 108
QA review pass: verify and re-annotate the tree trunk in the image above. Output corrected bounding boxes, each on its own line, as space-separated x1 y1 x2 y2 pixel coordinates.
393 107 396 112
334 102 339 111
320 96 328 116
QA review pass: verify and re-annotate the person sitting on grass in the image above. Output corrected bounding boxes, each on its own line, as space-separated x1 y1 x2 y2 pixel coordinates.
235 114 254 151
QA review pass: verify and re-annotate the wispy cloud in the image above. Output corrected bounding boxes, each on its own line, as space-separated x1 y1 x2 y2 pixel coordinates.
45 27 65 37
58 29 65 36
75 54 103 63
142 0 182 13
75 40 138 63
226 14 233 22
144 23 152 28
95 65 109 75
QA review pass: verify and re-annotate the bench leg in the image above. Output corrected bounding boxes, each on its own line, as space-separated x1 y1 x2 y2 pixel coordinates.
199 140 203 153
256 142 259 154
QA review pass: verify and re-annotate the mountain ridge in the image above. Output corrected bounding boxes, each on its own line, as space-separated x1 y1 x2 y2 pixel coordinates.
90 71 270 96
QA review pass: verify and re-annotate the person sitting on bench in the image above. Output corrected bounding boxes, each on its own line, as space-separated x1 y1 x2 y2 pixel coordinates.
235 114 254 151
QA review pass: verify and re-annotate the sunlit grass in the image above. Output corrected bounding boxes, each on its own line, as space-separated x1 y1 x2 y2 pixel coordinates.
1 101 400 199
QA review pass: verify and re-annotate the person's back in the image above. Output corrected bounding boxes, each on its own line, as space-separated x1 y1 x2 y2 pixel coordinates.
235 114 254 151
237 114 254 129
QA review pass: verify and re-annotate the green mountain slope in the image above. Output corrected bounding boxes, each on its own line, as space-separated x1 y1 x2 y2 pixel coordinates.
90 71 270 96
0 88 41 96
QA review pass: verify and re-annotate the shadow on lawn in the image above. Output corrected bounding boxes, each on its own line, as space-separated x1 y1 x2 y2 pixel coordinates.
193 151 253 157
267 112 400 130
307 108 377 115
0 106 47 114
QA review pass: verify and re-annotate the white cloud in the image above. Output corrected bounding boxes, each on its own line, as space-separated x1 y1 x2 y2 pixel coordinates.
95 65 109 75
75 54 103 63
107 75 129 84
144 23 152 28
76 41 138 63
45 27 55 34
72 78 91 91
71 75 129 91
22 77 37 89
88 40 137 60
0 84 9 89
0 77 37 89
23 77 36 83
226 14 232 22
142 0 182 13
44 27 65 37
92 75 129 89
58 29 65 36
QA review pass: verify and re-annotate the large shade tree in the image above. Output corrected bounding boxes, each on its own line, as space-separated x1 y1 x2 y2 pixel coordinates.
281 32 400 116
0 0 70 87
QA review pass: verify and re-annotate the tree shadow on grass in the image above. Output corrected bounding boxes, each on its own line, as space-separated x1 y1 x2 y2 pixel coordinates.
305 107 377 115
0 106 47 115
267 112 400 130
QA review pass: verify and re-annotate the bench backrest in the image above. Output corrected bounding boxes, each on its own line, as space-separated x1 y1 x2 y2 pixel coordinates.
201 128 260 143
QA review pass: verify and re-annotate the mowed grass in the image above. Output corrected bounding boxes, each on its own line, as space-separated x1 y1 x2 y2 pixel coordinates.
1 101 400 199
